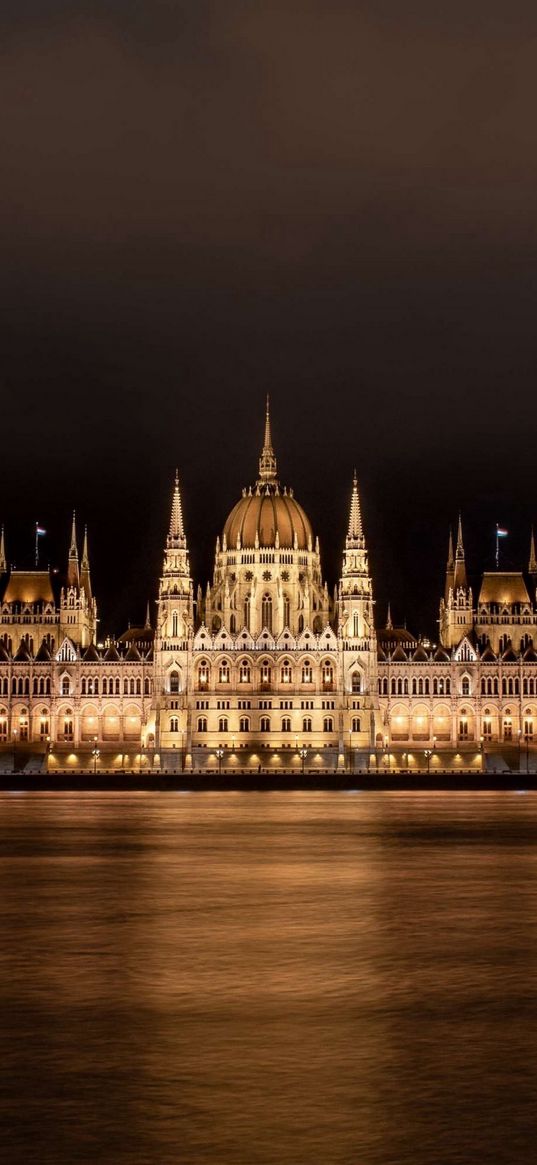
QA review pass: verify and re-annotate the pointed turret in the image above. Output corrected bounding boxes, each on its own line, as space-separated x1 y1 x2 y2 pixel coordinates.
453 513 467 591
0 526 6 573
257 395 278 485
145 600 151 629
80 525 92 602
67 511 79 588
386 603 393 631
529 527 537 576
168 469 186 548
346 470 364 546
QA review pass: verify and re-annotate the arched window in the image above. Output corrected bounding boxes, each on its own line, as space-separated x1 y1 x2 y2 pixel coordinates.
260 660 272 687
503 717 512 741
412 679 417 696
239 660 251 683
39 716 49 739
61 676 70 696
281 717 291 732
219 660 230 684
323 717 334 733
302 661 313 684
124 678 129 695
198 662 209 689
172 611 179 638
197 716 208 733
170 717 179 732
230 614 236 634
81 678 87 695
63 714 73 741
351 671 361 694
353 613 360 638
524 718 534 740
322 662 334 688
239 717 250 733
0 714 7 741
262 593 273 632
483 709 492 740
391 677 396 695
169 670 180 694
244 596 251 631
283 595 291 628
352 716 361 732
302 717 312 733
219 717 228 733
260 716 271 732
144 677 151 695
281 660 292 684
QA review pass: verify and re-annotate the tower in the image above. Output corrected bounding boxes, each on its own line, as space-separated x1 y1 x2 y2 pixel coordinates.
439 515 473 647
155 472 193 760
338 473 379 756
59 512 97 647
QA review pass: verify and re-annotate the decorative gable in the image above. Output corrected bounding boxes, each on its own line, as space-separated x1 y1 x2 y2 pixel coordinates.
453 637 477 663
56 637 77 662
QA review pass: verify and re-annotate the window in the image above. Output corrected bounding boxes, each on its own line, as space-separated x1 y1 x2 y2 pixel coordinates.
504 719 512 741
323 663 334 688
352 717 361 733
303 717 312 733
483 719 492 740
63 717 73 741
351 672 361 693
281 660 292 683
219 661 230 683
230 614 236 634
302 661 313 684
260 661 272 687
298 614 304 633
353 613 360 637
172 611 179 637
244 596 251 630
459 719 469 740
461 677 470 696
239 717 250 732
170 717 179 732
39 717 50 739
170 670 180 694
239 661 251 683
61 677 70 696
281 717 292 732
323 717 333 733
261 593 272 632
197 716 208 733
283 595 291 628
198 662 209 688
524 719 534 740
218 717 228 733
260 716 271 732
0 717 7 741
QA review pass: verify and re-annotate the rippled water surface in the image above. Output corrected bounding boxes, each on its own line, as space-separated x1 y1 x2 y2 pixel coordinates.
2 792 537 1164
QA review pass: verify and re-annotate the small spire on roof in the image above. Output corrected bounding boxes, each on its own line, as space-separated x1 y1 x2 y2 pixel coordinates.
529 527 537 575
447 527 454 570
386 602 393 630
80 524 92 602
145 600 151 629
67 511 79 588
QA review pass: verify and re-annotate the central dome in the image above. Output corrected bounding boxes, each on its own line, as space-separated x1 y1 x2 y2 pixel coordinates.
222 399 313 551
224 487 312 550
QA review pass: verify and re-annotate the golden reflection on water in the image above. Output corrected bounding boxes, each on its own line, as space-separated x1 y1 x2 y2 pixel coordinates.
2 792 537 1164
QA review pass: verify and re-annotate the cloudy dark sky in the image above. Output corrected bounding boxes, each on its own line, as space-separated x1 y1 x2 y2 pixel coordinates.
1 2 537 636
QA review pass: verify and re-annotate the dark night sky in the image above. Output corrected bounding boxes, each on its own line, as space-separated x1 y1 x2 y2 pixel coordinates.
2 2 537 638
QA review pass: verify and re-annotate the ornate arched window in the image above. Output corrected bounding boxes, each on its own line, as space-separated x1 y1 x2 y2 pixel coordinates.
239 716 250 732
198 661 210 689
323 717 334 733
197 716 208 733
169 670 180 694
281 660 292 684
351 672 361 693
171 611 179 638
239 660 251 683
218 717 228 733
283 595 291 628
302 661 313 684
170 717 179 732
281 717 291 732
302 717 312 733
219 660 230 684
262 593 272 632
244 595 251 631
260 716 271 732
260 660 272 687
352 716 361 733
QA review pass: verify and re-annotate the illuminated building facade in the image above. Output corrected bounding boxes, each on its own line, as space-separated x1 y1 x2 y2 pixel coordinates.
0 402 536 772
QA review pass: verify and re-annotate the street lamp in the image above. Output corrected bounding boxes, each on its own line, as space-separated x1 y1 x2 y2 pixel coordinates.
425 749 432 775
348 727 353 774
92 737 100 775
46 735 51 771
384 736 389 771
216 747 224 775
299 747 307 775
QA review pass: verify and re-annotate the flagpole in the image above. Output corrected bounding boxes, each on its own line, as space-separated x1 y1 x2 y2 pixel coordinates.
496 524 499 570
35 522 38 568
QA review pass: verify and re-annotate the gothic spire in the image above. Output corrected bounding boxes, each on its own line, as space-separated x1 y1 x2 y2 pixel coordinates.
529 527 537 575
80 524 92 602
386 602 393 630
0 526 6 573
67 510 79 587
257 395 278 484
145 600 151 629
346 471 364 545
168 470 186 547
455 512 464 559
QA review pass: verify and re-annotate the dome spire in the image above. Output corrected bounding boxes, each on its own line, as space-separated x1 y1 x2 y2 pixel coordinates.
67 510 79 588
258 395 278 485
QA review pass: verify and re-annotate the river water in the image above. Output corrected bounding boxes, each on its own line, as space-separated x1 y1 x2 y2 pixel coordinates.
1 792 537 1164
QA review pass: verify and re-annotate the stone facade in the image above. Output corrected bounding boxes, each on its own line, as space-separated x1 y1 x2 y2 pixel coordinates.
1 403 536 772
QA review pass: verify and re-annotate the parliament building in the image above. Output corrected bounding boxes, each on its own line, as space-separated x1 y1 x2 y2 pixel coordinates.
1 402 536 774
